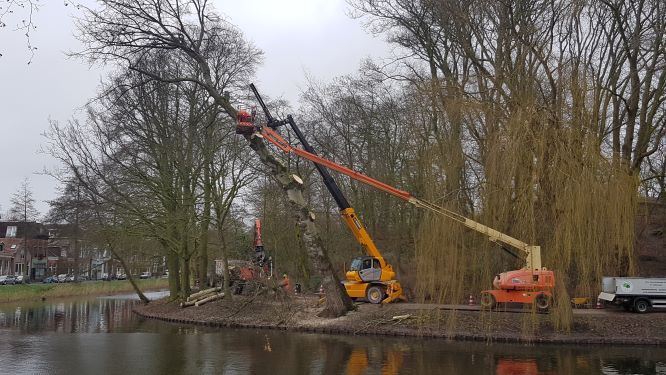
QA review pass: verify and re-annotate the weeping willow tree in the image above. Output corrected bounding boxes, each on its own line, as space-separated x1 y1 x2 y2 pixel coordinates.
411 75 638 334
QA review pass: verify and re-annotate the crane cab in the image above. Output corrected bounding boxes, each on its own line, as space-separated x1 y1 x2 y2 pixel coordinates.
346 256 382 282
343 256 403 304
346 256 397 283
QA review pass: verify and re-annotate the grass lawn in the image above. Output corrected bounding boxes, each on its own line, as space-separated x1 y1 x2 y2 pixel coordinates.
0 278 169 304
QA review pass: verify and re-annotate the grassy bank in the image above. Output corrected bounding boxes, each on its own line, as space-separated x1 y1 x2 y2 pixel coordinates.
0 278 169 304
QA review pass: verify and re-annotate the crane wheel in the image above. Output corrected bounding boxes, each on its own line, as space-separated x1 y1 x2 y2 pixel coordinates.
480 293 496 309
366 285 384 304
535 294 551 311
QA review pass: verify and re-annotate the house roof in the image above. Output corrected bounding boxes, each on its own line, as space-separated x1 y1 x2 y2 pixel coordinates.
0 222 49 240
0 237 48 257
0 237 21 255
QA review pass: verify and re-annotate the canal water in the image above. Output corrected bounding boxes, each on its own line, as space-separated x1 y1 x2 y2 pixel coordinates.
0 291 665 374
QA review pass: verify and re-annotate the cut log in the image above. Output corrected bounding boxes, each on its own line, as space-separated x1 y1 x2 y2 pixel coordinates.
195 292 225 306
187 287 222 302
180 300 196 308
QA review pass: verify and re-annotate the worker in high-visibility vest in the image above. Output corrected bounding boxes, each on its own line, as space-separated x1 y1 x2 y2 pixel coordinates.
279 273 292 293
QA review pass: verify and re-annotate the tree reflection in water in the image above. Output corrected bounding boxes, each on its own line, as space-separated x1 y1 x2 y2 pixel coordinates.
0 294 664 374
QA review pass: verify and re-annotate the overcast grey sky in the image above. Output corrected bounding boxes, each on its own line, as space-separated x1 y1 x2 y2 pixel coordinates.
0 0 390 218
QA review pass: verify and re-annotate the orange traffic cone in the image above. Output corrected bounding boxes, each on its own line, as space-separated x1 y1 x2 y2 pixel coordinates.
468 294 475 306
596 298 603 309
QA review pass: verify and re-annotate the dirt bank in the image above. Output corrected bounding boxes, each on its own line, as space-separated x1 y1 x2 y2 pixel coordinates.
133 293 666 345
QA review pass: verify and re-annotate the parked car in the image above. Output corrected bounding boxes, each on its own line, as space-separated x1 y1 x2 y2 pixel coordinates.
15 275 24 284
0 275 8 285
117 274 127 280
57 274 68 283
4 275 17 285
42 276 57 283
139 272 152 279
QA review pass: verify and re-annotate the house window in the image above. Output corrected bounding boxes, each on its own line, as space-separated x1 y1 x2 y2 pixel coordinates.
6 226 17 238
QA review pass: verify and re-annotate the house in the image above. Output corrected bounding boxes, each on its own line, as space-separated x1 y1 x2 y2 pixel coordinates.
45 224 118 280
0 243 15 276
0 222 49 279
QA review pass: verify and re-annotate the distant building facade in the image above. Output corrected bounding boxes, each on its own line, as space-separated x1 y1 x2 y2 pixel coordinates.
0 222 49 279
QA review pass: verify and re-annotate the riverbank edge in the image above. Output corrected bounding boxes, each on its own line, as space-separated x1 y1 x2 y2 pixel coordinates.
0 279 169 304
132 302 666 346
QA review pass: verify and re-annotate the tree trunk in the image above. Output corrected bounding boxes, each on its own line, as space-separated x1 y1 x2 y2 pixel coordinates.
110 248 149 304
216 224 233 301
167 250 180 298
181 256 191 298
199 162 212 287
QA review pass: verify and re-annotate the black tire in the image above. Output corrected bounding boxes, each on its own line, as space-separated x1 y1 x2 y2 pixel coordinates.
366 285 385 304
634 298 651 313
480 293 496 309
535 294 551 311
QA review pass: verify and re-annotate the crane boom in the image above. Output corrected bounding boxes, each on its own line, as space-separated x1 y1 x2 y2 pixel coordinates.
259 126 542 271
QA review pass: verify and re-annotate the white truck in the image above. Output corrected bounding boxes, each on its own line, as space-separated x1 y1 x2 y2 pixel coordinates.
598 277 666 313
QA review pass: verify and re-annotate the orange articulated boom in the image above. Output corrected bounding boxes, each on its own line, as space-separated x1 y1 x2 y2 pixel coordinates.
254 218 263 248
261 127 412 202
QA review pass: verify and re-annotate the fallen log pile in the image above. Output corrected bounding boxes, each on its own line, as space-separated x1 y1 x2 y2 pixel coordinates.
181 287 225 308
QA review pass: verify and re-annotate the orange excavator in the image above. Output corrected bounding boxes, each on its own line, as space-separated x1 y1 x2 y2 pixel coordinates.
243 84 554 310
229 218 272 294
238 218 271 281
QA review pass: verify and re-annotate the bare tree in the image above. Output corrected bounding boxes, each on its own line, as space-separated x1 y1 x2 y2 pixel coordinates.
74 0 354 316
9 177 39 222
46 56 218 299
8 178 39 278
47 176 151 302
0 0 45 62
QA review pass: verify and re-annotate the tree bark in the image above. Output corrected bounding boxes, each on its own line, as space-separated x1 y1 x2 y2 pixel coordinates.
166 250 180 299
181 255 191 298
216 228 233 301
199 150 212 287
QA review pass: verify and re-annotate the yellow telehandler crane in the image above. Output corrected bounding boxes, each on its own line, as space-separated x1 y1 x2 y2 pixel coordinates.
245 84 403 304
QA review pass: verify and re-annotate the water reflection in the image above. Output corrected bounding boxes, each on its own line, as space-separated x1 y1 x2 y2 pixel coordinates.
0 294 665 374
1 297 136 333
344 348 404 375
